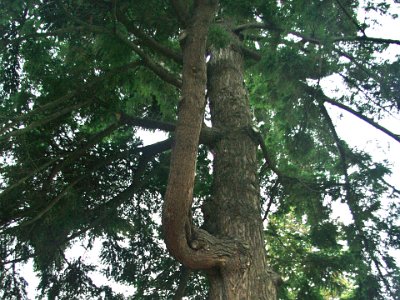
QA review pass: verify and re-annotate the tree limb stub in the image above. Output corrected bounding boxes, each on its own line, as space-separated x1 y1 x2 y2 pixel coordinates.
119 112 220 145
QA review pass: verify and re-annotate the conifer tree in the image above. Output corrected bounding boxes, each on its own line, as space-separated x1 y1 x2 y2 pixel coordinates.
1 1 400 299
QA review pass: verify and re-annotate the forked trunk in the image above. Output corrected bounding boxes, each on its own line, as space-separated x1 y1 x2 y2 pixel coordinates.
204 46 278 299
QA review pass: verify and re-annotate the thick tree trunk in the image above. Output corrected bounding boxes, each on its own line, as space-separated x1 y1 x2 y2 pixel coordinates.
204 46 278 299
162 0 216 268
162 3 279 297
163 0 240 270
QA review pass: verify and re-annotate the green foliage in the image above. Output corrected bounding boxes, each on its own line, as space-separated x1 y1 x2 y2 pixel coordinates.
1 0 399 299
208 24 232 50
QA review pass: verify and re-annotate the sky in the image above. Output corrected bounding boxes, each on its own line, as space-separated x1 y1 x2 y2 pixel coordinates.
13 1 400 298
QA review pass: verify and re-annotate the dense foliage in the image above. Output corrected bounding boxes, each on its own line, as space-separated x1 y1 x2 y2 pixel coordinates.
1 0 399 299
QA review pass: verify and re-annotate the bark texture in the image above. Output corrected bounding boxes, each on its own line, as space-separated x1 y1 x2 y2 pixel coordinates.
205 46 279 299
162 0 237 270
163 2 280 297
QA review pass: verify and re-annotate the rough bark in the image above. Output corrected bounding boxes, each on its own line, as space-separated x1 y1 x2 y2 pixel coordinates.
162 2 280 297
162 0 241 270
204 46 279 299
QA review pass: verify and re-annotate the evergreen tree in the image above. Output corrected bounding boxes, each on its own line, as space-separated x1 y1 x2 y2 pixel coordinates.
1 0 399 299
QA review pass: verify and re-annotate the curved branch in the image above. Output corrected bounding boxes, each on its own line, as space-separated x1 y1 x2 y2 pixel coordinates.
162 0 242 270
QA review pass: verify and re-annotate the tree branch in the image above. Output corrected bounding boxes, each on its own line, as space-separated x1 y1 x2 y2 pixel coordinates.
262 179 279 221
233 22 275 33
246 126 281 176
337 36 400 45
11 138 173 232
170 0 190 26
0 61 141 136
303 84 400 144
65 139 173 241
116 12 183 64
334 0 366 35
317 101 351 195
118 112 176 132
0 100 92 142
60 3 182 88
114 31 182 88
320 97 399 299
162 0 244 270
0 122 120 200
239 44 262 61
119 112 221 145
234 21 400 46
47 123 121 182
324 97 400 143
172 266 191 300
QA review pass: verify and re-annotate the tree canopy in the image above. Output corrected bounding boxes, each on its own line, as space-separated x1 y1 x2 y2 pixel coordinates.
1 0 400 299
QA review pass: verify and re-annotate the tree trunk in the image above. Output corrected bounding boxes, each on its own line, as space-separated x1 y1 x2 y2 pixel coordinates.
204 46 279 299
162 0 222 269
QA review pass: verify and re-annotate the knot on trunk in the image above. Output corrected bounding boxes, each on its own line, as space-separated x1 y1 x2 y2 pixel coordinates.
189 228 250 268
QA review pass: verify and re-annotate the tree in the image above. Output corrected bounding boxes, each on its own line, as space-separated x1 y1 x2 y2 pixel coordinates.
1 0 400 299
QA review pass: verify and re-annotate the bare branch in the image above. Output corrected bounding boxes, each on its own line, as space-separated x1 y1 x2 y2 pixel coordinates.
119 112 221 145
118 112 176 132
234 21 400 46
324 97 400 143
